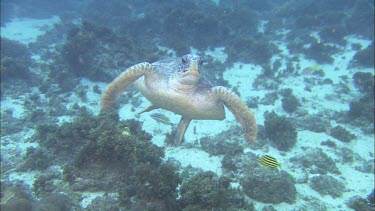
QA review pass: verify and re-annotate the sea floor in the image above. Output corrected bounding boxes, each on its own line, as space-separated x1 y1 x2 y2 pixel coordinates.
1 17 374 210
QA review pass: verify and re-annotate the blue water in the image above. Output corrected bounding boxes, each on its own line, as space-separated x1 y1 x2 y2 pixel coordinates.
1 0 374 210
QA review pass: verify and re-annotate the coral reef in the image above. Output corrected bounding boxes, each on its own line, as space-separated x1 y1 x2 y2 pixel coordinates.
1 1 374 210
310 175 345 198
281 91 300 113
225 37 279 65
32 111 182 209
119 162 181 210
240 153 297 204
346 71 374 133
351 42 374 68
0 109 26 135
290 148 340 174
85 194 120 211
35 193 80 211
345 0 375 39
19 147 51 171
179 171 253 210
0 38 31 80
346 196 373 211
368 189 375 208
264 111 297 151
0 183 34 211
34 111 97 162
302 42 338 64
329 125 356 142
295 115 331 133
200 126 244 156
352 72 375 95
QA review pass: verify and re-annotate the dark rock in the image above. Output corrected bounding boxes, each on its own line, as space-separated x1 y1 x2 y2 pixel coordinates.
290 148 340 174
346 196 373 211
310 175 345 198
200 126 245 156
329 125 356 142
264 111 297 151
351 43 374 68
241 167 296 204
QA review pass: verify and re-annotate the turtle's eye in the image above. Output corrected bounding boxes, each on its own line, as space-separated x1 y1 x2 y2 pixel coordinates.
182 57 187 64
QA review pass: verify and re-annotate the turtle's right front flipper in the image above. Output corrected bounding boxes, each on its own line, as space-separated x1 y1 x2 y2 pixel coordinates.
101 62 155 112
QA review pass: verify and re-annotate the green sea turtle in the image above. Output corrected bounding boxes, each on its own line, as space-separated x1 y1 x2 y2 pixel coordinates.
101 54 257 146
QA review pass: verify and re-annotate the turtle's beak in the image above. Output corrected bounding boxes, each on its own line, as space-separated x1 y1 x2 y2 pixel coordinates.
188 60 200 75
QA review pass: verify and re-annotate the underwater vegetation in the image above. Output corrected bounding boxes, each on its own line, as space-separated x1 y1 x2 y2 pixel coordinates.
0 38 31 80
19 147 51 171
290 148 340 175
240 153 297 204
179 171 253 210
1 184 34 211
62 21 168 82
31 111 183 209
200 125 245 156
329 125 356 142
347 195 374 211
280 89 300 114
346 71 374 133
351 42 375 68
264 111 297 151
310 175 346 198
221 152 297 205
0 0 374 210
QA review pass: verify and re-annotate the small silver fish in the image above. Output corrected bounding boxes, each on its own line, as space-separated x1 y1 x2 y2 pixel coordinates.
150 113 173 126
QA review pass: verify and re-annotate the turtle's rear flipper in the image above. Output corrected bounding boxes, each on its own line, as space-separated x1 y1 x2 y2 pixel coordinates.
174 117 191 146
101 62 155 112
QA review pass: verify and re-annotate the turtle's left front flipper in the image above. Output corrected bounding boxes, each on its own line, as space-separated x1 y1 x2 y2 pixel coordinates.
211 87 258 144
101 62 155 112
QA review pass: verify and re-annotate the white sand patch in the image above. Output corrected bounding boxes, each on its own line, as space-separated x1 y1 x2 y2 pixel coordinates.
164 148 223 175
223 62 263 99
257 20 269 34
223 62 268 124
81 192 105 208
8 171 39 187
184 118 231 144
340 164 374 194
118 93 146 120
210 0 220 6
204 47 228 63
1 16 60 45
350 132 374 161
268 38 371 115
157 45 177 58
1 97 26 118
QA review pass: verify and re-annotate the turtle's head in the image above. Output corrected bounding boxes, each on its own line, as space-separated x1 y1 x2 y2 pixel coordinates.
177 54 203 85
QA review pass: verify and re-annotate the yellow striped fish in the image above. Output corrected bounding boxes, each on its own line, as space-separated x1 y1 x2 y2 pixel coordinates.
301 64 321 76
258 155 281 169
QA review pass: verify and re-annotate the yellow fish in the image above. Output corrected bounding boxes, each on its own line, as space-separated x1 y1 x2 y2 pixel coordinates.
302 64 321 76
258 155 282 169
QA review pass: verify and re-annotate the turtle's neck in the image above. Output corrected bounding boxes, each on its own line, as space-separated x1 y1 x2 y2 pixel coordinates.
168 75 198 94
